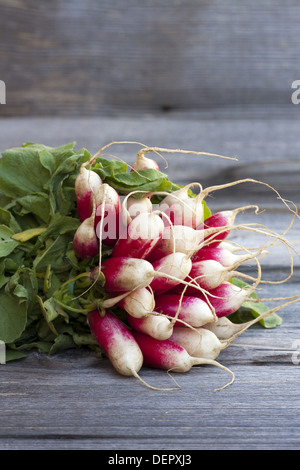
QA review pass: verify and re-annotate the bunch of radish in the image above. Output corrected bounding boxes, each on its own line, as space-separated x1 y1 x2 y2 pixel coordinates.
72 142 300 391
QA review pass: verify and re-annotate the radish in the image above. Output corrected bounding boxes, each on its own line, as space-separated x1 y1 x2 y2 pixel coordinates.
201 295 300 339
88 308 180 391
131 331 235 390
185 258 257 292
191 245 252 267
112 211 165 259
131 144 236 173
93 183 121 245
73 214 98 259
158 183 204 229
147 225 204 262
203 315 250 340
196 205 259 248
75 165 102 222
97 257 155 292
169 326 226 360
127 312 173 340
87 309 143 377
122 194 153 225
117 287 155 318
132 152 160 171
154 293 216 327
196 281 256 318
149 252 193 294
218 241 247 253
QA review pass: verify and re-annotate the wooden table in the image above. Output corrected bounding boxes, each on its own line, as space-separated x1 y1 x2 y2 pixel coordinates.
0 115 300 450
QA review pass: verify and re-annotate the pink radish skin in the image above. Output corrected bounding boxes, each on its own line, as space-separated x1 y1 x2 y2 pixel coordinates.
192 245 251 267
112 212 165 259
117 287 155 318
149 252 192 294
169 326 225 360
75 166 102 222
154 294 216 327
93 184 121 245
87 310 143 376
147 225 203 262
73 215 99 259
127 312 173 340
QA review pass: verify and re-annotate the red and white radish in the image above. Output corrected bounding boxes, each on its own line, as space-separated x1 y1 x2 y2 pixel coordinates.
197 281 255 318
117 287 155 318
93 183 121 245
112 211 165 259
169 326 226 360
127 312 173 340
73 214 99 259
132 151 160 171
87 309 143 377
191 245 252 267
132 331 235 390
75 165 102 222
131 144 235 173
149 252 193 294
154 293 216 327
97 257 155 292
147 224 204 262
186 258 258 291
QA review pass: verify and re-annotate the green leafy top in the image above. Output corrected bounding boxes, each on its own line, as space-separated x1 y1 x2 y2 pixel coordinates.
230 277 282 328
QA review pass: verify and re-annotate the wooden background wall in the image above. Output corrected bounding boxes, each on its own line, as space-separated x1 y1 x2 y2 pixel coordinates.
0 0 299 117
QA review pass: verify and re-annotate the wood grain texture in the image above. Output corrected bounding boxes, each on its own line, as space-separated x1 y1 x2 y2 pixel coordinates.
0 0 300 116
0 116 299 450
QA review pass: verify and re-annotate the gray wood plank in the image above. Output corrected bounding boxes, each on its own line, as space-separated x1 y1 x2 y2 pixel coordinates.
0 0 300 117
1 350 300 450
1 115 300 206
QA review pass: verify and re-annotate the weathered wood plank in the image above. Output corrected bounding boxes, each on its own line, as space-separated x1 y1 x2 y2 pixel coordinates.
1 115 300 207
0 0 299 116
1 351 300 450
